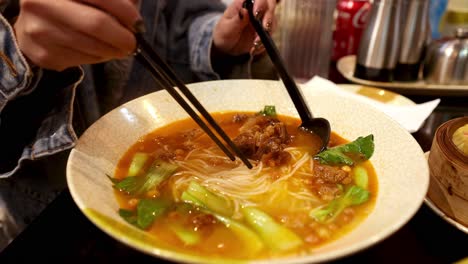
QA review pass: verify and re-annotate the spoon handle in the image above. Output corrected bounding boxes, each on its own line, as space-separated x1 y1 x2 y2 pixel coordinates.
244 0 314 121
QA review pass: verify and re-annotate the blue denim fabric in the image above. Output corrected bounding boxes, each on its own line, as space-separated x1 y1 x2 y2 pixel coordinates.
190 13 223 80
0 0 226 250
0 15 34 113
0 0 225 177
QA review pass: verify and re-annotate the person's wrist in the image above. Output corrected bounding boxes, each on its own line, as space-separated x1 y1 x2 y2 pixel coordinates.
8 15 18 25
210 42 227 61
210 41 236 76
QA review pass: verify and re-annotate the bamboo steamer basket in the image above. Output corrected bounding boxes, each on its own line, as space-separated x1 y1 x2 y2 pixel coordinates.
428 117 468 226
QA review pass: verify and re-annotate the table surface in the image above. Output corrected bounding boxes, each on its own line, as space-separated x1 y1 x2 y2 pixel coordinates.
1 91 467 264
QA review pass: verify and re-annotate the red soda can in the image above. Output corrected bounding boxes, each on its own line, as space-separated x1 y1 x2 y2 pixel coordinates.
331 0 371 61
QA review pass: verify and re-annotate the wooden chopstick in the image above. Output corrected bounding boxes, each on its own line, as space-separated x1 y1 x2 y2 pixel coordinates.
134 33 253 169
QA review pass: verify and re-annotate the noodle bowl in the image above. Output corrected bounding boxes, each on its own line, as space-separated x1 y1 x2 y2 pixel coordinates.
66 79 430 264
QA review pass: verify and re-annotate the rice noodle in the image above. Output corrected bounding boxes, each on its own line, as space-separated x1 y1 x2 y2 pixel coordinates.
171 146 323 216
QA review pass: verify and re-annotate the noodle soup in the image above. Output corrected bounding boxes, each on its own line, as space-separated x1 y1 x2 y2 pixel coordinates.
112 109 377 260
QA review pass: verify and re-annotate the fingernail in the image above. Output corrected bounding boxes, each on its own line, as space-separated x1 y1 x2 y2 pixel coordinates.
254 40 263 50
133 19 146 34
255 9 264 20
238 10 244 20
266 20 272 32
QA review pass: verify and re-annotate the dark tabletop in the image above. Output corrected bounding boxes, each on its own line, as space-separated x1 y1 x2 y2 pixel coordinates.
1 92 467 264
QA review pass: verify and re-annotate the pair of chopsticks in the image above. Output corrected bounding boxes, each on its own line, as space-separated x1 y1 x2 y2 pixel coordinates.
133 31 253 169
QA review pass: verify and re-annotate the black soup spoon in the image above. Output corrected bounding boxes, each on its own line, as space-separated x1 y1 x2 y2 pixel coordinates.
244 0 331 152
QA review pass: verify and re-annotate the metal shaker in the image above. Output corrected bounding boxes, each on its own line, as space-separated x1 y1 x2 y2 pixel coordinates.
394 0 430 82
354 0 403 82
423 28 468 85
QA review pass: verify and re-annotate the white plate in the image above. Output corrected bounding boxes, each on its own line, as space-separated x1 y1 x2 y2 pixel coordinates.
337 55 468 96
67 79 430 264
338 84 415 106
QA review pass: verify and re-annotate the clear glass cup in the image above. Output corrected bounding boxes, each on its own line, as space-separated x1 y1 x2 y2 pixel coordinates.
273 0 337 83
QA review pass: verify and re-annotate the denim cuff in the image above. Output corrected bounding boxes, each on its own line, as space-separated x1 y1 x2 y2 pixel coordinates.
189 12 222 81
0 14 37 112
0 67 84 179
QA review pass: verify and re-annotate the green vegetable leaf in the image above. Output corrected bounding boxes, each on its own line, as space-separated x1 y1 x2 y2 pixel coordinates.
118 199 170 230
114 176 142 194
136 199 170 229
310 200 339 223
310 185 370 223
259 105 277 117
345 185 370 206
314 134 375 166
119 209 138 226
112 159 178 196
106 174 119 184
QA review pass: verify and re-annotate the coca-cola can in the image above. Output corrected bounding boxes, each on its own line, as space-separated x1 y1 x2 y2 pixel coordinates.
331 0 371 61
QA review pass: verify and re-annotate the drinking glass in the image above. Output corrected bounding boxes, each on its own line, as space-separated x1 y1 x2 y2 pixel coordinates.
273 0 337 82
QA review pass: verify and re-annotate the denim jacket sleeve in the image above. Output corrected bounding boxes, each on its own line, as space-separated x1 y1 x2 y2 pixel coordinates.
158 0 225 81
0 0 230 178
0 13 83 178
0 14 36 113
186 2 253 81
189 12 223 80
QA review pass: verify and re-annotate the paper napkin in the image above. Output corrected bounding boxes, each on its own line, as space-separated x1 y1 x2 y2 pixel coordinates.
304 76 441 133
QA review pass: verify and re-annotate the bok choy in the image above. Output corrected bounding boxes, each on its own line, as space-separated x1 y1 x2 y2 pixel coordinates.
119 198 170 229
170 225 201 246
128 152 149 176
182 181 233 216
353 166 369 190
112 159 178 196
310 185 370 223
315 134 375 166
211 213 264 255
181 184 264 255
241 207 303 252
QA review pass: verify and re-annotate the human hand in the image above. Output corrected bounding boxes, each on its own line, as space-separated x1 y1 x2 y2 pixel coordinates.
13 0 141 71
213 0 278 56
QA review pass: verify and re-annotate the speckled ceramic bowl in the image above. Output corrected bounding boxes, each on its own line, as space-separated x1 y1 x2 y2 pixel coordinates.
66 79 429 263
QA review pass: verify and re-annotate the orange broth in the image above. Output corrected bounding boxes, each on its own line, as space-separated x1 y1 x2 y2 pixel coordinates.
114 112 378 259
